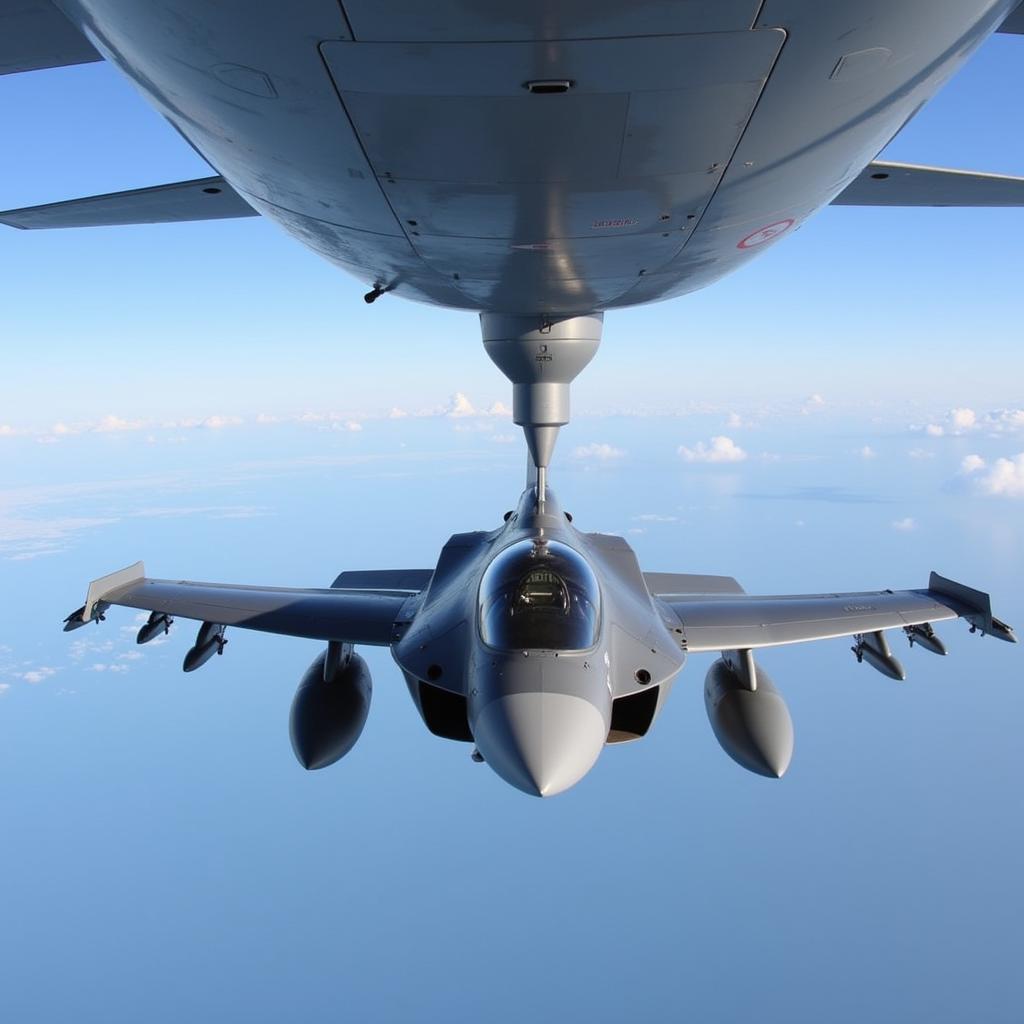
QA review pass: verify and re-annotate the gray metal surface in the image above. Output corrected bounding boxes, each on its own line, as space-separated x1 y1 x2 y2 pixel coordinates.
643 572 746 597
0 0 100 75
472 691 608 797
482 314 603 470
290 649 372 770
0 176 257 229
92 577 410 645
11 0 1010 311
998 1 1024 32
833 161 1024 207
704 657 794 778
663 588 961 653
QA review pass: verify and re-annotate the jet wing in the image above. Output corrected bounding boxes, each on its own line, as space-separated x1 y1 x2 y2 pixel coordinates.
658 572 1015 653
832 161 1024 207
0 176 258 229
63 561 423 647
1 0 102 75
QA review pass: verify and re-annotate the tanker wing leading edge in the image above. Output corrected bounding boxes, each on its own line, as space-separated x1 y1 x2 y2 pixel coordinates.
6 160 1024 232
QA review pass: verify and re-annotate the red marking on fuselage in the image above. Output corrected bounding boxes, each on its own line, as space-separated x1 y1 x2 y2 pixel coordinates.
737 218 795 249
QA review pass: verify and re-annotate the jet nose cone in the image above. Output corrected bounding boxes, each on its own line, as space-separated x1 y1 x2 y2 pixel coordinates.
472 692 607 797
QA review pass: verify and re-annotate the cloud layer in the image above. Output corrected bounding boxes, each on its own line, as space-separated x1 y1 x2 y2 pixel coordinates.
961 452 1024 497
678 436 747 463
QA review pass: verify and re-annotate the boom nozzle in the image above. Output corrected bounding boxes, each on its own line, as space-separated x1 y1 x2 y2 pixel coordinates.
481 313 603 481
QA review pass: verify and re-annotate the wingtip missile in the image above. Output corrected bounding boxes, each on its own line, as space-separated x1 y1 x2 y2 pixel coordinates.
988 617 1017 644
63 606 88 632
62 601 108 632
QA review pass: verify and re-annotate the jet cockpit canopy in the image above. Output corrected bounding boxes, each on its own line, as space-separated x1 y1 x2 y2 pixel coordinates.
479 539 601 651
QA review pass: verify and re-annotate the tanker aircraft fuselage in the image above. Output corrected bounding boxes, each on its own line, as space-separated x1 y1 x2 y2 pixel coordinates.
45 0 1021 312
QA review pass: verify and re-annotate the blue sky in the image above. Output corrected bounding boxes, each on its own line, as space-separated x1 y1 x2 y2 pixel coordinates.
1 30 1023 1024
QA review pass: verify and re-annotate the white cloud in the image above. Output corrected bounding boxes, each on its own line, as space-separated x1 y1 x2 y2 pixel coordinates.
197 414 242 429
987 409 1024 433
0 425 24 438
332 420 363 432
908 448 935 459
801 394 825 414
387 407 409 419
726 412 745 429
891 517 916 531
971 452 1024 497
490 433 517 444
445 393 477 418
917 405 1024 438
437 394 512 420
678 436 747 463
0 682 9 695
951 408 977 432
21 666 56 684
961 454 986 474
572 442 625 461
69 637 115 660
859 445 876 459
94 414 145 433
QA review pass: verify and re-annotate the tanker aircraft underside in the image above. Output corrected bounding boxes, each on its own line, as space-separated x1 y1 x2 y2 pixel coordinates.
2 1 1020 793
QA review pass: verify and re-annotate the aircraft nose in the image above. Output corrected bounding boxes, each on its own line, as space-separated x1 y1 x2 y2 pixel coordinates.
472 692 607 797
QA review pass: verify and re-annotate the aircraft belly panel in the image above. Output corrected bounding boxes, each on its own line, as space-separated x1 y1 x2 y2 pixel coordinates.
240 194 475 308
608 0 1011 308
323 31 784 311
379 175 712 242
343 92 630 185
340 0 765 42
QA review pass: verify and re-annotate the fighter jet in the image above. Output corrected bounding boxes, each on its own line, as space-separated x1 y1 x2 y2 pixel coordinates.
63 463 1015 796
3 1 1021 793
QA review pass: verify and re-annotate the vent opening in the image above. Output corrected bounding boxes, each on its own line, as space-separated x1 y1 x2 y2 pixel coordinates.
607 686 659 744
524 80 573 95
418 680 473 742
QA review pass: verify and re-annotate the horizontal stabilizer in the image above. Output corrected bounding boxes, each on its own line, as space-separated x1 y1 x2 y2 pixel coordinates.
0 175 259 229
1 0 101 75
331 569 434 593
644 572 745 597
832 161 1024 207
